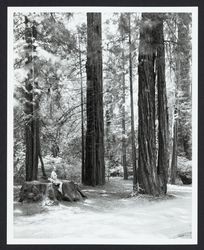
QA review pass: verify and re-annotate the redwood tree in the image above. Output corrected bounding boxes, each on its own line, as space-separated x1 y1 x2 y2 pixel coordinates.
119 13 128 180
138 13 169 195
128 14 138 191
121 47 128 180
170 114 178 184
78 32 85 183
156 15 169 194
84 13 105 186
138 13 159 195
24 16 41 181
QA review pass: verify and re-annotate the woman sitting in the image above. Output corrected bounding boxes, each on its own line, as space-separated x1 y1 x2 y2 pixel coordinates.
48 166 63 194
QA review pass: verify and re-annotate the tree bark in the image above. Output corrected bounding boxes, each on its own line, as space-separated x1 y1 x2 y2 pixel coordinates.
105 102 111 181
170 118 178 184
24 16 39 181
78 33 85 183
32 113 39 180
156 15 169 195
121 30 128 180
138 13 160 196
84 13 105 186
128 14 137 190
39 137 47 178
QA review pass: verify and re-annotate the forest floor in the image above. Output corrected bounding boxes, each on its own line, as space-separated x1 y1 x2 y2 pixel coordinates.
13 177 192 244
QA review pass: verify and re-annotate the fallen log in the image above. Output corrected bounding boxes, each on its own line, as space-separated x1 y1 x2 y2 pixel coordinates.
19 180 87 203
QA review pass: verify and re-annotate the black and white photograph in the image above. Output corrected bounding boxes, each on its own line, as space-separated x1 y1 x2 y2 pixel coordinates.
7 6 198 244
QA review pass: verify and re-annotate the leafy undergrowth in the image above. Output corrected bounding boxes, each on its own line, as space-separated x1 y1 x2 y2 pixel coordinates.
41 155 82 183
13 177 192 244
177 156 192 173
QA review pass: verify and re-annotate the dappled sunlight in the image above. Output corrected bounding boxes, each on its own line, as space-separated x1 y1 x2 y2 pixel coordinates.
14 178 192 242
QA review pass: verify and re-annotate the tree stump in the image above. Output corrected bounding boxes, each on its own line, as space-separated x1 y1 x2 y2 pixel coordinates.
19 180 87 203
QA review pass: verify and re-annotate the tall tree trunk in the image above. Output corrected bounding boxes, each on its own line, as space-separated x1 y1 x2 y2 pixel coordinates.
24 16 39 181
138 14 160 196
84 13 105 186
38 130 46 178
25 118 33 181
105 102 111 181
121 35 128 180
49 88 53 119
170 117 178 184
128 14 137 191
170 75 179 184
32 103 39 180
170 37 180 184
78 34 85 183
156 15 169 195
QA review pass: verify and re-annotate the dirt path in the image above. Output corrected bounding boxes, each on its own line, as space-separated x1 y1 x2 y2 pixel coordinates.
13 178 192 244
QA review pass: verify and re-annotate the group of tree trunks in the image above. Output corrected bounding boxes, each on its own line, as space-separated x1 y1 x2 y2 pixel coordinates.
170 13 192 184
21 13 191 201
